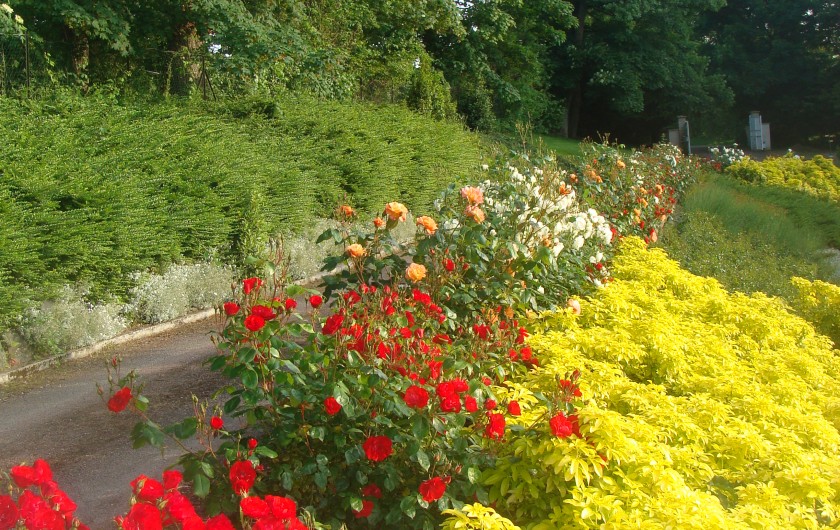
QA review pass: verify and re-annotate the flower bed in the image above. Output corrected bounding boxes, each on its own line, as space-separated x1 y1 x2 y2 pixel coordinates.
2 143 706 529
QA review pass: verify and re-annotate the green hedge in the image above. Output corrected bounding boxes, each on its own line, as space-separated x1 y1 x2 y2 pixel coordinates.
0 94 481 329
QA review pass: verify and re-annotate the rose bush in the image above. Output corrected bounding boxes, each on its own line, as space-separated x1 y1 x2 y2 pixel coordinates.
97 144 701 528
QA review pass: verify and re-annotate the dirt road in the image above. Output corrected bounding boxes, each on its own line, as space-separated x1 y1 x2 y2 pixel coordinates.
0 318 228 529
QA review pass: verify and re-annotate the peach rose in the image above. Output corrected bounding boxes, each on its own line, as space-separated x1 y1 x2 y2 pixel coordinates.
460 186 484 205
373 217 386 228
464 205 486 223
346 244 366 258
384 202 408 222
415 216 438 235
405 263 427 282
567 299 581 315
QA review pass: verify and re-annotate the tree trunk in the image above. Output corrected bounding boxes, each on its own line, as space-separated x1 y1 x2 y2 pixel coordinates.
168 20 202 95
565 0 587 138
70 29 90 86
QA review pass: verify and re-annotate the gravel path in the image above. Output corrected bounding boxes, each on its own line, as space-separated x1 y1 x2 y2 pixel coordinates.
0 317 228 529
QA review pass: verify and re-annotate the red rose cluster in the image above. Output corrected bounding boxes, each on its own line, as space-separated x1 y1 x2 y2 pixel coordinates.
239 495 306 530
2 460 88 530
117 470 236 530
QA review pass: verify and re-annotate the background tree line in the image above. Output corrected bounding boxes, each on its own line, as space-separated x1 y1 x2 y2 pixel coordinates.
1 0 838 146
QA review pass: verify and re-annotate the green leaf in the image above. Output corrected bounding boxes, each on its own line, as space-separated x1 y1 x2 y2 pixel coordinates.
400 495 417 518
467 467 481 484
163 417 198 439
223 396 241 414
281 359 302 375
131 421 166 449
415 450 430 472
255 446 278 458
241 369 258 389
350 496 363 512
412 415 430 439
192 473 210 498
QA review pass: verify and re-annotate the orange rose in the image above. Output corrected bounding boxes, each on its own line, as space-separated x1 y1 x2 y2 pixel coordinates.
616 160 626 169
459 186 484 205
405 263 427 282
346 244 366 258
373 217 386 229
464 205 486 223
415 216 438 235
384 202 408 222
339 205 355 217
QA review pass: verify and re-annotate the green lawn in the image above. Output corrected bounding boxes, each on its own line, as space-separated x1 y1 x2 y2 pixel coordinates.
536 134 583 158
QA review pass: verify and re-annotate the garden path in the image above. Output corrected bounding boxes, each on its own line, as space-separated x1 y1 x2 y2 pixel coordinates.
0 317 226 529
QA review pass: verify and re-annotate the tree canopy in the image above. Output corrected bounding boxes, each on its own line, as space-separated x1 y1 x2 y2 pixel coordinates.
3 0 838 146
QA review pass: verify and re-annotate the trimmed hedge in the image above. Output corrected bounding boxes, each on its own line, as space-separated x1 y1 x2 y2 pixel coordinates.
0 94 481 330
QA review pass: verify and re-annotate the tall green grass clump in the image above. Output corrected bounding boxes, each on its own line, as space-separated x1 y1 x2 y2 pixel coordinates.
0 93 481 352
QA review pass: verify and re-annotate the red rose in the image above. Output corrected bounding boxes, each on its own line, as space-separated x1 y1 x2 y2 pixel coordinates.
472 324 490 340
265 496 297 519
248 438 258 450
353 500 373 519
181 516 205 530
439 395 461 413
324 397 342 416
361 484 382 499
309 295 323 308
223 302 240 316
45 487 76 517
108 387 133 413
507 401 521 416
284 298 297 311
244 314 265 332
362 436 393 462
484 413 505 440
122 503 163 530
229 461 256 495
444 259 455 272
10 464 36 488
24 506 64 530
210 416 224 430
162 492 197 524
484 399 497 410
403 386 429 409
549 412 574 438
251 305 276 320
0 495 19 530
240 497 270 519
464 396 478 413
163 470 183 491
131 475 164 502
418 477 447 502
242 277 262 295
322 313 344 335
206 515 236 530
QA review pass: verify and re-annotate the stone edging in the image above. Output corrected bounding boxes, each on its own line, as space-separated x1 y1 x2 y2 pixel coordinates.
0 267 340 386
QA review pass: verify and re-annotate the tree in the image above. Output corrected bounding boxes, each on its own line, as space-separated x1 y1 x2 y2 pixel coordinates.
554 0 730 142
700 0 840 146
426 0 576 130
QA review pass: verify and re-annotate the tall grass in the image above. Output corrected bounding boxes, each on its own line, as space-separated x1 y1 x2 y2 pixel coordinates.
661 172 840 301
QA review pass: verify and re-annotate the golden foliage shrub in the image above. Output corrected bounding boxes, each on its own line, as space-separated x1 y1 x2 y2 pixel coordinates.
486 237 840 529
790 277 840 349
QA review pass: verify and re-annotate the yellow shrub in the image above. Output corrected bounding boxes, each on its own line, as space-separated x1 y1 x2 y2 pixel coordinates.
790 277 840 349
727 155 840 203
487 237 840 529
441 504 522 530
